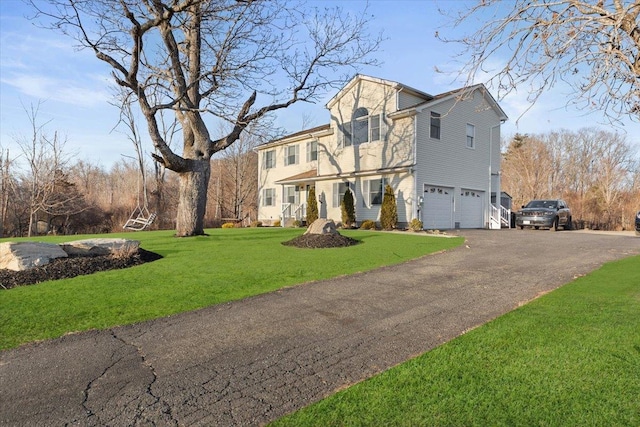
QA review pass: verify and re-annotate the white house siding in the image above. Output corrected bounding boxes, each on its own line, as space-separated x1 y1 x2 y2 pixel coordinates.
258 135 324 225
414 89 502 229
321 79 414 176
311 171 414 227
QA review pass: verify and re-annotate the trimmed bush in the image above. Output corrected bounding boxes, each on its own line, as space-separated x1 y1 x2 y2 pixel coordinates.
409 218 423 231
380 184 398 230
307 187 319 224
250 220 263 228
341 189 356 228
360 219 377 230
222 222 236 229
273 219 281 227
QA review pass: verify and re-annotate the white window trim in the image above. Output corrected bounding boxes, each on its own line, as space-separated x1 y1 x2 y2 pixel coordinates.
332 182 355 208
264 150 275 169
340 113 385 147
284 185 298 204
466 123 475 149
430 111 441 140
284 144 300 166
263 188 276 206
363 177 389 208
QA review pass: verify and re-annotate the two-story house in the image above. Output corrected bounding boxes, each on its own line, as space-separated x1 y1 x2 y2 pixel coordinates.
257 74 509 229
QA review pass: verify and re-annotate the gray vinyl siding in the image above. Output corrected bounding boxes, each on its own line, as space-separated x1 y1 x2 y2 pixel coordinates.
414 90 502 226
397 91 428 110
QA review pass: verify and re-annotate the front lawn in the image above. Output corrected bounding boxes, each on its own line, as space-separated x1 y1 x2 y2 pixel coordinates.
271 254 640 426
0 228 462 350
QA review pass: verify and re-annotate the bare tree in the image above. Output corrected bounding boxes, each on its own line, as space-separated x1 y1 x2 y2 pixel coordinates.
502 128 638 229
502 133 554 206
31 0 382 236
440 1 640 122
15 103 86 236
210 122 265 223
0 147 14 237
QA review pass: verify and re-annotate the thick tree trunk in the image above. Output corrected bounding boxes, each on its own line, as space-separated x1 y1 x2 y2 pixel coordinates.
175 159 211 237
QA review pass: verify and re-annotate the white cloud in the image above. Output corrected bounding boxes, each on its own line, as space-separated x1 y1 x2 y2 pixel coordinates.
1 74 110 107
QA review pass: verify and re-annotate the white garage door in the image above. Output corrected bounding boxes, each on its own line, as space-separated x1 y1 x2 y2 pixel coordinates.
460 189 484 228
423 185 453 229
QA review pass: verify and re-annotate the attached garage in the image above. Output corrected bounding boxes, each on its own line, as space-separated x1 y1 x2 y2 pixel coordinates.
459 189 484 228
423 185 453 229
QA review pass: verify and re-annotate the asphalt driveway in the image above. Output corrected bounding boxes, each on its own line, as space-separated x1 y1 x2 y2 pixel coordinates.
1 229 638 426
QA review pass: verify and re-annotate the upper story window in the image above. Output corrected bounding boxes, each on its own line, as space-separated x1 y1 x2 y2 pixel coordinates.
306 141 318 162
430 112 441 139
342 107 383 147
466 124 475 149
284 144 299 166
264 150 275 169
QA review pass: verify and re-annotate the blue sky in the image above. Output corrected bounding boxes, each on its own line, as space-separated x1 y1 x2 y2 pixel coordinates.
1 0 639 168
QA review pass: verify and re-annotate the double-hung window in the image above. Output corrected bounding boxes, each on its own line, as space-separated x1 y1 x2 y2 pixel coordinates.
332 182 354 208
264 150 275 169
466 124 475 149
263 188 276 206
284 186 297 204
284 145 299 166
363 177 388 207
430 112 441 139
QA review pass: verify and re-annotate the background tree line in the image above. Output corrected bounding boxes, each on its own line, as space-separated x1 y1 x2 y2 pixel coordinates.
502 128 640 231
0 121 259 238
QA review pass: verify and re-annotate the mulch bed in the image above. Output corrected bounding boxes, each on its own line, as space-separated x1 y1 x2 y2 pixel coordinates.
0 249 162 290
282 233 361 249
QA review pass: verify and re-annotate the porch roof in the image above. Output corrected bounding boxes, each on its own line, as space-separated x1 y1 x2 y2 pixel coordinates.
275 169 318 184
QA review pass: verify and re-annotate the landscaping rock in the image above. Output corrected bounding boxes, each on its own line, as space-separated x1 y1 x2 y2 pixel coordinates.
59 238 140 257
305 219 338 235
0 242 68 272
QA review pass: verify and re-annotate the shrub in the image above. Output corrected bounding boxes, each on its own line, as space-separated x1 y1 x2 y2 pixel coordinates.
307 187 319 224
222 222 236 229
273 219 281 227
360 219 377 230
409 218 423 231
292 220 302 228
341 189 356 228
380 184 398 230
250 220 263 227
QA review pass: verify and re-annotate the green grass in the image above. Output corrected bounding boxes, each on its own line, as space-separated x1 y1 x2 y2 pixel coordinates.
271 255 640 427
0 228 462 350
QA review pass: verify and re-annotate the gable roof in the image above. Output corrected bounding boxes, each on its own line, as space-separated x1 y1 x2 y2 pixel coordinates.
405 84 508 122
259 124 332 149
325 74 432 109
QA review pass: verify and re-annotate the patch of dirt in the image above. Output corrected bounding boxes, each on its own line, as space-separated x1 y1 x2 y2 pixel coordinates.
0 249 163 290
282 233 361 249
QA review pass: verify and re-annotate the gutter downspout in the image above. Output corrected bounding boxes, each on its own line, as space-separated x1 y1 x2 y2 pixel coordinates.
413 114 419 223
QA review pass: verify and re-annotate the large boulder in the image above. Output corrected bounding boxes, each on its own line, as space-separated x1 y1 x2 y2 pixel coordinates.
0 242 68 272
304 219 338 235
59 238 140 257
